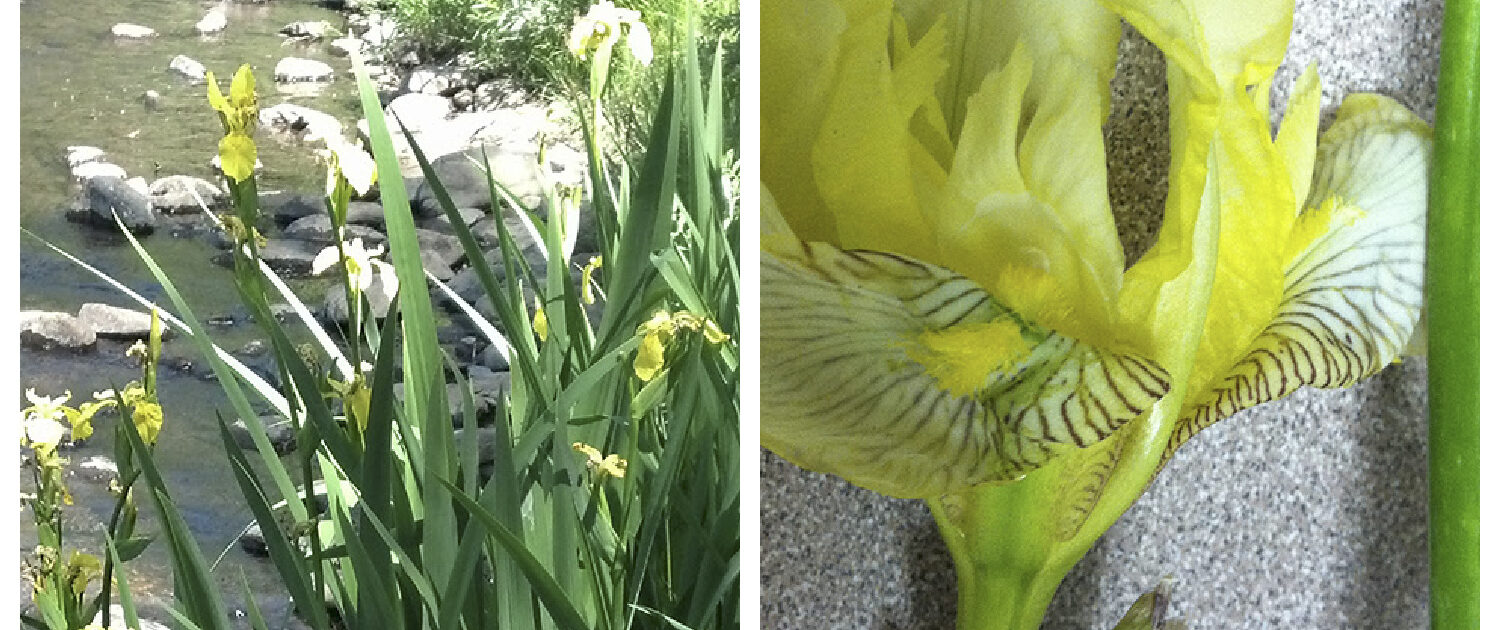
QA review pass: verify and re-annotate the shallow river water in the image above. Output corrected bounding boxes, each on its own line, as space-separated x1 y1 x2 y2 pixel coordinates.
20 0 371 624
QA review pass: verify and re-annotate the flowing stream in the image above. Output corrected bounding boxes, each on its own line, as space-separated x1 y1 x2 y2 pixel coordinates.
21 0 368 624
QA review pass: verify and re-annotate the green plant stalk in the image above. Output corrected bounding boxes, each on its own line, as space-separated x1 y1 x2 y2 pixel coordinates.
1427 0 1479 627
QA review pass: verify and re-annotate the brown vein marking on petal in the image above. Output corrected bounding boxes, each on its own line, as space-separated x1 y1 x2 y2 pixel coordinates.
762 242 1169 498
1158 121 1427 473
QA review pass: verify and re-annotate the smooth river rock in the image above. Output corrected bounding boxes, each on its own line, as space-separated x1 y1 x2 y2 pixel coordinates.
110 23 156 38
195 8 227 35
283 214 386 245
70 161 127 182
260 102 344 144
72 176 157 234
280 20 336 39
274 57 335 83
168 54 207 83
212 239 323 275
148 175 224 214
228 416 298 455
20 311 97 351
65 145 106 169
76 303 164 340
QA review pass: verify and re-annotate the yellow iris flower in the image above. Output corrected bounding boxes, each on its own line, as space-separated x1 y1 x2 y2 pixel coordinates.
763 1 1429 627
205 65 259 183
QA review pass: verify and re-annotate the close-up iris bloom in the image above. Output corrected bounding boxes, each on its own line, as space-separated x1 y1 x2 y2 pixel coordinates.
761 0 1431 627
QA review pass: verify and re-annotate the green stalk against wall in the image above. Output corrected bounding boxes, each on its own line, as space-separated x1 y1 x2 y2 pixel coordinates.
1427 0 1479 627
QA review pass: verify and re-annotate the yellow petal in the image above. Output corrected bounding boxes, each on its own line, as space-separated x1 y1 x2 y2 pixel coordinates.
1276 63 1323 210
229 64 257 109
808 0 943 259
761 0 845 245
634 330 667 382
205 71 228 113
934 44 1122 344
1160 99 1430 465
218 134 258 183
1098 0 1293 95
532 298 549 341
762 241 1169 498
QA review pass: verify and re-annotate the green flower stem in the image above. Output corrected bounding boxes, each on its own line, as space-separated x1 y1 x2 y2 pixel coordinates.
1427 0 1479 627
933 485 1070 630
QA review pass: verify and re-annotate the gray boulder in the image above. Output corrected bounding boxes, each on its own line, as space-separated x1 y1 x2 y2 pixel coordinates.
283 214 386 245
405 64 469 95
148 175 223 214
20 311 97 351
263 192 325 226
71 176 157 234
274 57 335 83
195 8 226 34
169 54 207 83
345 201 387 227
478 344 509 371
77 303 169 340
280 20 336 39
75 456 120 483
65 146 106 169
110 23 156 38
70 161 127 181
329 37 364 58
212 239 323 275
260 102 343 143
416 206 484 234
416 228 466 269
450 88 474 112
384 92 452 132
228 416 298 455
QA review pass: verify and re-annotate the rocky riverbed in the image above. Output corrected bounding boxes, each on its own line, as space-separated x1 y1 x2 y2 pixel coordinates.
21 0 596 626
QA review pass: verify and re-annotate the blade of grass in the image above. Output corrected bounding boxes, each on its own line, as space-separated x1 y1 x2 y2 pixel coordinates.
360 308 403 526
118 409 230 629
434 476 592 630
99 217 309 525
352 52 459 591
215 415 330 628
101 534 141 630
236 571 271 630
599 67 682 350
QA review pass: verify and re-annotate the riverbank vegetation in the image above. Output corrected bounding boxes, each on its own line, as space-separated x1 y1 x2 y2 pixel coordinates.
380 0 739 155
23 1 738 628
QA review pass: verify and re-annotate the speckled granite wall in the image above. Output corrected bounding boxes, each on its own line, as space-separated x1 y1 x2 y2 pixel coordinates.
760 1 1439 627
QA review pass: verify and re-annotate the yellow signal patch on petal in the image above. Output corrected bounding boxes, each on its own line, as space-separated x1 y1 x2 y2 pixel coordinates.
908 320 1032 397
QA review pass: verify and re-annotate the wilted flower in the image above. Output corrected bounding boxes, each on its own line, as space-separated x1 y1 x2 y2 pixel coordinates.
579 255 603 305
633 310 730 382
572 442 628 479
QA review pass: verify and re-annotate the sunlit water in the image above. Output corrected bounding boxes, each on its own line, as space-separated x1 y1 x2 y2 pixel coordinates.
21 0 368 624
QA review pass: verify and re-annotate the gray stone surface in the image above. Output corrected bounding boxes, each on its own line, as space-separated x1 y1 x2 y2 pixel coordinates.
76 302 166 340
759 1 1438 628
19 311 97 351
